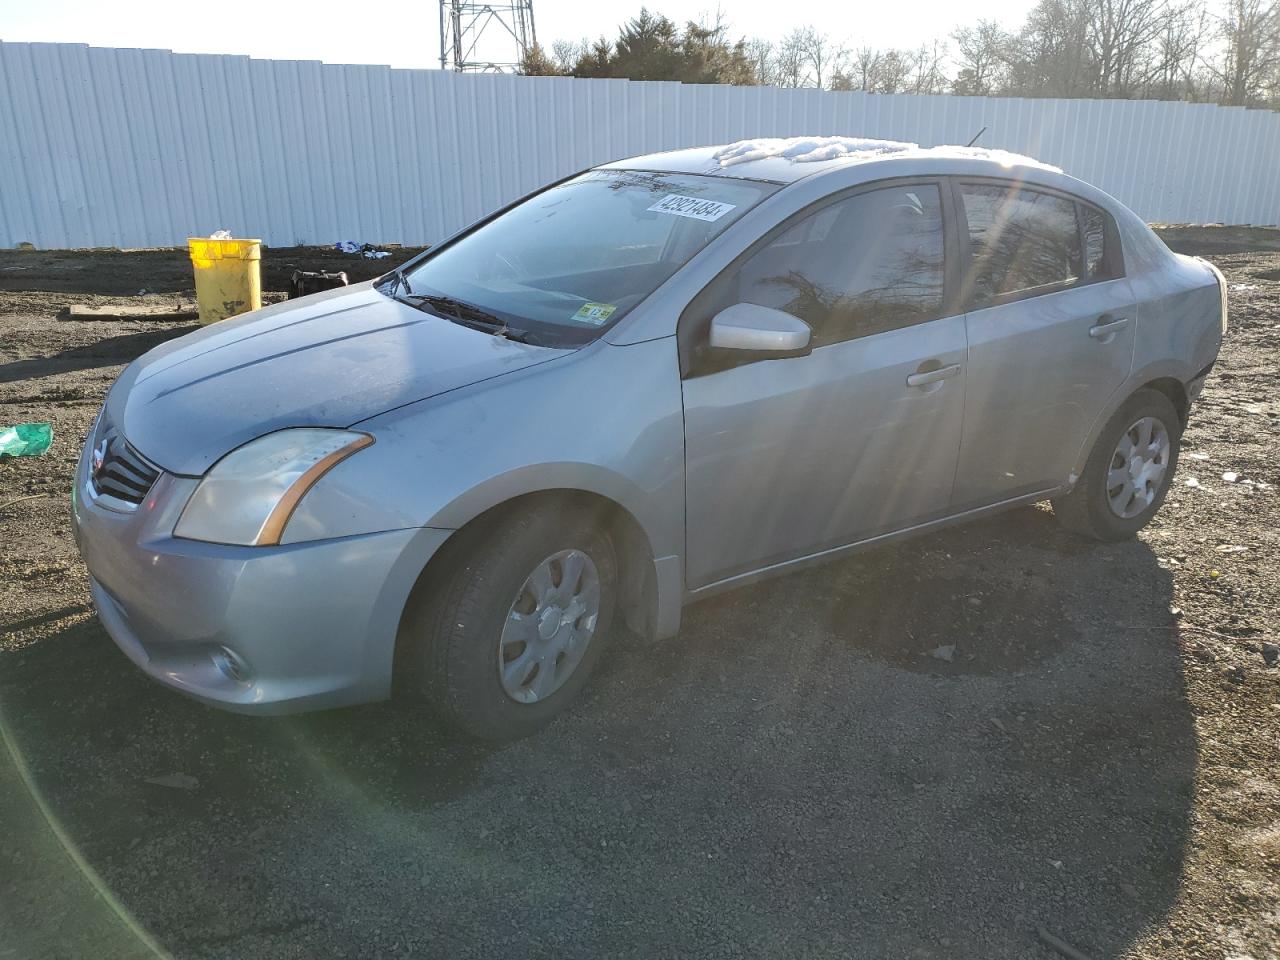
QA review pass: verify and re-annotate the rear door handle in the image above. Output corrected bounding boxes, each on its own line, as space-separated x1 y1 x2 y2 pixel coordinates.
1089 315 1131 339
906 363 961 387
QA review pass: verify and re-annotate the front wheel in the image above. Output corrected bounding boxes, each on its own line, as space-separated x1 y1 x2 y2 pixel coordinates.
404 503 617 741
1052 387 1182 541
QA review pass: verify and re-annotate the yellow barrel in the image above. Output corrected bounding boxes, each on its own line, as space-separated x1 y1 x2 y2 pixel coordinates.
187 237 262 325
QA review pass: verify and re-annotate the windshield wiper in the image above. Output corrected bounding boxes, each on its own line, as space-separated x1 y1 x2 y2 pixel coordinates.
383 265 413 297
400 293 543 345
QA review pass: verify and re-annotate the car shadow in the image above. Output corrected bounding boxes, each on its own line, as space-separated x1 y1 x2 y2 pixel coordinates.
0 326 201 384
0 506 1192 959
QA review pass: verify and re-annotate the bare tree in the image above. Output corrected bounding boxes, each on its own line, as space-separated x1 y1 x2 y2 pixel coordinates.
528 0 1280 108
1146 2 1211 99
768 27 808 87
1080 0 1178 96
748 26 850 88
772 28 808 87
848 46 882 91
879 50 914 92
1215 0 1280 104
906 41 949 93
863 48 914 93
842 46 912 92
745 38 779 85
1005 0 1093 96
551 39 586 73
952 20 1012 94
795 27 847 88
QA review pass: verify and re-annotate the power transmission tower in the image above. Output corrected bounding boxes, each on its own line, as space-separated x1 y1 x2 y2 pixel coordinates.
439 0 538 73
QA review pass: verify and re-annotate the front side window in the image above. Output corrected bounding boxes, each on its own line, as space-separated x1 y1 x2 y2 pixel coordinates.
960 184 1081 302
711 184 947 348
391 170 777 345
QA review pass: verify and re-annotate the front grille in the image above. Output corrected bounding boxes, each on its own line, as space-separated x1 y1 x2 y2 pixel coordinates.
92 438 160 505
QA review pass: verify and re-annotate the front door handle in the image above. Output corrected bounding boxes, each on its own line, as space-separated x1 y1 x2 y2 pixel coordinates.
906 363 961 387
1089 315 1131 339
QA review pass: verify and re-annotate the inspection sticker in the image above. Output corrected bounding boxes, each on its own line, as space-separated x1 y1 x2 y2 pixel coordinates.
572 302 617 325
647 194 736 222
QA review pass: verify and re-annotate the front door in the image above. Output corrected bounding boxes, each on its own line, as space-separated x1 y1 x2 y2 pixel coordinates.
950 182 1137 505
681 182 967 588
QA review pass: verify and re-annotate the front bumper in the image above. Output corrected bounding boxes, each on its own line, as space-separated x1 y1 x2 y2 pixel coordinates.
71 440 451 714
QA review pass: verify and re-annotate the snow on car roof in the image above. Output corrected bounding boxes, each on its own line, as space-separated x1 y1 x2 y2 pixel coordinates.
602 137 1062 183
712 136 1061 173
908 143 1062 173
712 136 916 167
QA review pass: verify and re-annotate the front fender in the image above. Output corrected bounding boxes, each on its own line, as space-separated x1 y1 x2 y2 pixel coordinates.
424 461 658 532
282 337 687 564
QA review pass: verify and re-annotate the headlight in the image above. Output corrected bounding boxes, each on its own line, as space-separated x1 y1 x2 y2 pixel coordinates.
174 428 373 546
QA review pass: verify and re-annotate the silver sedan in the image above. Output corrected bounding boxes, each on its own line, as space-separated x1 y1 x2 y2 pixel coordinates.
72 137 1226 739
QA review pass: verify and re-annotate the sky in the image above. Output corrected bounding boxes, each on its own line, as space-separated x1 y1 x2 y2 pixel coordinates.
4 0 1032 70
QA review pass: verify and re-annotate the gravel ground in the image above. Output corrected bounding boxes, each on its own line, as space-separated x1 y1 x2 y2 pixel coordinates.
1 233 1277 959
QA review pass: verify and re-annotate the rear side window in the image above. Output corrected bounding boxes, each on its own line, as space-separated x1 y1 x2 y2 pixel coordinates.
720 184 947 347
960 185 1081 302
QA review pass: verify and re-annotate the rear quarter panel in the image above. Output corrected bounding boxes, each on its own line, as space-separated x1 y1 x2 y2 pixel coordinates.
1068 238 1223 477
1130 251 1224 386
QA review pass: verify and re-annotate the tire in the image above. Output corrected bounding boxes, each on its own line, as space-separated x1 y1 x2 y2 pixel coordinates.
404 502 617 741
1052 387 1182 541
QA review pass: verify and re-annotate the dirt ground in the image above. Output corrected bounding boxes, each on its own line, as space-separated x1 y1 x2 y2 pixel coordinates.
1 232 1277 960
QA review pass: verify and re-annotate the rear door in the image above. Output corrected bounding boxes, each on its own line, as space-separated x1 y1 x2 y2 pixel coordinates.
951 181 1136 506
680 180 968 588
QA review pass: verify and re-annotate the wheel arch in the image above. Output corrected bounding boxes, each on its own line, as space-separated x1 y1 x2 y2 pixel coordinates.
1141 376 1190 427
1069 363 1194 481
392 487 665 693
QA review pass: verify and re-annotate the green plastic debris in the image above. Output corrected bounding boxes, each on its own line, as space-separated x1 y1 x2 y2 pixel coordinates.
0 423 54 458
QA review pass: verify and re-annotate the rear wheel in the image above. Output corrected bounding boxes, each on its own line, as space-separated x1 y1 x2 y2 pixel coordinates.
404 503 617 741
1052 388 1182 541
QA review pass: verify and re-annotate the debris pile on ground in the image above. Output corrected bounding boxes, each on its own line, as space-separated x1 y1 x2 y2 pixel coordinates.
0 422 52 458
334 241 390 259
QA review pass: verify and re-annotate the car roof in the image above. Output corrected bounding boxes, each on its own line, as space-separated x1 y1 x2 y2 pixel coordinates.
596 136 1067 187
596 136 1176 347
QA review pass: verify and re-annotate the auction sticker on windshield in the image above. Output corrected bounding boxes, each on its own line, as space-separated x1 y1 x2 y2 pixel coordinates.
647 194 737 222
572 302 617 325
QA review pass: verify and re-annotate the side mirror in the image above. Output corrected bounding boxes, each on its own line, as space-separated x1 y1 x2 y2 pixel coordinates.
709 303 812 356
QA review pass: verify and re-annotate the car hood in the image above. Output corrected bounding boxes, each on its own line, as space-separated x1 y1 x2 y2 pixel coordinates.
108 282 571 475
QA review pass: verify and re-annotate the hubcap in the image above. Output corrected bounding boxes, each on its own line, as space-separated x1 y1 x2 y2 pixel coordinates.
1106 416 1171 519
498 549 600 704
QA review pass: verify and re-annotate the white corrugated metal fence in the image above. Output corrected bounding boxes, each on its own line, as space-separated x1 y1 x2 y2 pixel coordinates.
2 41 1278 249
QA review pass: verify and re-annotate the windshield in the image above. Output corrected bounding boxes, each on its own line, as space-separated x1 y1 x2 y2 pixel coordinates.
386 169 778 344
